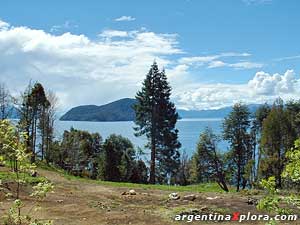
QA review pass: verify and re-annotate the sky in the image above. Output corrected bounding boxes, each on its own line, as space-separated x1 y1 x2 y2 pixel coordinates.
1 0 300 111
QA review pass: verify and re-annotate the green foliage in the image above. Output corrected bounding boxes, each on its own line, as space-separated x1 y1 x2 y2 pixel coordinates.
257 139 300 224
18 82 54 164
46 164 224 192
30 181 54 200
134 62 180 184
260 99 295 188
282 139 300 182
57 127 102 178
222 103 253 191
0 120 54 225
0 171 47 185
190 128 229 191
100 134 138 182
257 176 293 220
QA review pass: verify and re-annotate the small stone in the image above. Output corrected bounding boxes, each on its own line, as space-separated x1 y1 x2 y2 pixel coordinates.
169 192 180 200
247 197 258 205
129 189 136 195
183 194 196 201
31 171 37 177
206 196 218 200
200 206 208 211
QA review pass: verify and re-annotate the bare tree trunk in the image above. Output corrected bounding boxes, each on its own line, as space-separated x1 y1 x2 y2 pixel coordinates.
237 163 241 192
149 137 156 184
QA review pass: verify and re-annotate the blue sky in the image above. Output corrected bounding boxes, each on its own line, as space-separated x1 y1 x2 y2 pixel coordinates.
0 0 300 110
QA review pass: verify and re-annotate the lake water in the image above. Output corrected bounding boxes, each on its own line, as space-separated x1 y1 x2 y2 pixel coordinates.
55 118 229 157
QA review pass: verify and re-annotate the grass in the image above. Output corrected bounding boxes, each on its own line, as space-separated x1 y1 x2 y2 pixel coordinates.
0 170 47 185
37 161 230 193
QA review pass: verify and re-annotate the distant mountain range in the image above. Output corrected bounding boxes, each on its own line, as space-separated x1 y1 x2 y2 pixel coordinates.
60 98 261 122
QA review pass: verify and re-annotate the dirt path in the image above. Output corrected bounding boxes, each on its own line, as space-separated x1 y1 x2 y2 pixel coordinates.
0 169 297 225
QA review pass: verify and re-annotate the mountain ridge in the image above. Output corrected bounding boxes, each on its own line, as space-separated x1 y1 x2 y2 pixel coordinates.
59 98 261 122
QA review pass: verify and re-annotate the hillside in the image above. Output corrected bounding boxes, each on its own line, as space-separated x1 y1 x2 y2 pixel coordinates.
0 166 267 225
60 98 137 121
178 104 261 118
60 98 262 122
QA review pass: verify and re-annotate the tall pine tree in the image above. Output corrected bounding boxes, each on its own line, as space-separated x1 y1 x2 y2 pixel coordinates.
134 62 181 184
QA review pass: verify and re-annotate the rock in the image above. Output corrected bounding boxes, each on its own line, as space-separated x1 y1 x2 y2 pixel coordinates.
122 190 136 195
183 194 196 201
129 189 136 195
31 171 37 177
169 192 180 200
247 197 258 205
206 196 218 200
190 209 201 214
200 206 208 211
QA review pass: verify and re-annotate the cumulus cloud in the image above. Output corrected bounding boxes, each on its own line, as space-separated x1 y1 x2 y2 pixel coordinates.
0 19 298 112
114 16 136 22
0 20 181 110
174 70 300 110
248 70 297 95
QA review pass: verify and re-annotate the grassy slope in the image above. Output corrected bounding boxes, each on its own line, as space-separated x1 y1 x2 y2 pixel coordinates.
37 162 229 193
0 170 47 185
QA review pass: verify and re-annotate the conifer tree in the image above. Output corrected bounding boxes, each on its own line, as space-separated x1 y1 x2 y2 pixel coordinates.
134 62 181 184
19 82 49 163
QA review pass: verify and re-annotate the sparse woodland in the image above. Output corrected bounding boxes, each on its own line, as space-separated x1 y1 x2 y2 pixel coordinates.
1 63 300 224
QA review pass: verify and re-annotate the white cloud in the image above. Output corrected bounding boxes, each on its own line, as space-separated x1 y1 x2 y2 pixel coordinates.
0 19 9 30
174 69 300 110
178 52 262 70
208 60 226 68
274 55 300 61
229 61 263 69
50 21 78 33
99 30 129 38
0 22 181 110
114 16 136 22
248 70 297 95
0 19 298 112
179 52 251 65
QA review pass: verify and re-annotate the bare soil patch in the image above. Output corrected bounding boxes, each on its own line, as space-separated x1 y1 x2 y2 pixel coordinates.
0 168 297 225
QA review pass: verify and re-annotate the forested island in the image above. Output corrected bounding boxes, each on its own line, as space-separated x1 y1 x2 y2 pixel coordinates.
59 98 261 122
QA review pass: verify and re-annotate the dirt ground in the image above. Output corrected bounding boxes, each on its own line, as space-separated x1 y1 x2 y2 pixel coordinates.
0 169 298 225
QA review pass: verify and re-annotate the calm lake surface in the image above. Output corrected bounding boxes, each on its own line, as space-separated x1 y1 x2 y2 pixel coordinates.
55 118 229 157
